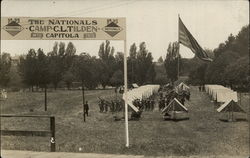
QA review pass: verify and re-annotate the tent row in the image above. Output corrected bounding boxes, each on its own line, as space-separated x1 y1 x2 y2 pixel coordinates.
204 84 238 103
204 84 246 121
123 84 160 112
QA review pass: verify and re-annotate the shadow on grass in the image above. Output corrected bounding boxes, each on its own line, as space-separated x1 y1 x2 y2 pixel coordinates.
219 118 248 122
164 117 190 122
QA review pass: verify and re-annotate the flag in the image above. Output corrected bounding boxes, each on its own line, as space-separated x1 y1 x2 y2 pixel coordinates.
179 17 213 62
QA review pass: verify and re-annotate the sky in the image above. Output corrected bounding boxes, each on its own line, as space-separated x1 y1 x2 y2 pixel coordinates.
1 0 249 61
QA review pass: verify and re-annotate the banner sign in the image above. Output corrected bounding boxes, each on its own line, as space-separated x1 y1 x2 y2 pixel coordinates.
1 17 126 40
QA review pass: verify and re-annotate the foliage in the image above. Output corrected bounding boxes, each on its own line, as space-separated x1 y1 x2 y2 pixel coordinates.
0 52 12 87
98 40 116 89
110 70 123 87
71 53 99 90
164 42 181 83
18 49 38 90
15 40 157 90
188 25 249 91
131 42 155 85
47 42 63 89
158 56 163 63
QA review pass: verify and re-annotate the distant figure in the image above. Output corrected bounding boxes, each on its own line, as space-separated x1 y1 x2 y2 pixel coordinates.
104 101 109 112
198 86 201 91
84 101 89 116
150 99 155 111
110 100 115 113
186 91 190 101
98 99 105 113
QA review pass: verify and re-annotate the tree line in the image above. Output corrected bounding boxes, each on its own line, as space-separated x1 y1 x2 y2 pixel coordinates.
0 41 156 91
187 25 249 91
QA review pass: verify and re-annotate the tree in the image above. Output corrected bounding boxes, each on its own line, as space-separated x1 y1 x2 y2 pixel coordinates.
135 42 154 85
154 74 169 85
36 48 50 87
0 52 12 87
62 70 75 90
48 42 63 90
188 64 207 85
62 42 76 89
110 70 123 87
9 59 23 90
98 40 116 88
186 25 249 90
164 42 180 83
72 53 99 89
58 42 66 57
128 43 137 83
205 50 239 85
114 52 124 72
65 42 76 70
158 56 164 63
222 57 248 90
145 64 156 84
18 49 38 91
84 56 100 90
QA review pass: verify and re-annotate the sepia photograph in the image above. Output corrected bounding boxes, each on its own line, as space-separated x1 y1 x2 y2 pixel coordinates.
0 0 249 158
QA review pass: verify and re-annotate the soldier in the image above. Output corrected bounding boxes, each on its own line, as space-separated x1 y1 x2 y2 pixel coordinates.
98 99 104 113
147 99 151 111
104 101 109 112
150 99 155 111
185 91 191 101
110 100 115 113
198 86 201 91
84 101 89 116
159 99 163 111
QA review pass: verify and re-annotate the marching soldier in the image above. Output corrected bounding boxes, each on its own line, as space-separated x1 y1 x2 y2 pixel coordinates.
104 101 109 112
110 100 115 113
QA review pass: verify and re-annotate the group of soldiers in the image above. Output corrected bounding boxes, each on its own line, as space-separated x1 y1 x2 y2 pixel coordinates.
130 97 156 120
98 98 124 113
132 97 155 111
98 84 191 121
158 86 191 111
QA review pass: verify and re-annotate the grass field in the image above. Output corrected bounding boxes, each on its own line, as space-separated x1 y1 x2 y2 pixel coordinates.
0 87 249 157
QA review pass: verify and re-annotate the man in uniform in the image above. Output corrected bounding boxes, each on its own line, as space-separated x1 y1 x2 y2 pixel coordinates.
84 101 89 116
103 101 107 112
98 98 104 113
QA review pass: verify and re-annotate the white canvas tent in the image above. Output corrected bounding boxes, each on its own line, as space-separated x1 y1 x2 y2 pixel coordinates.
204 84 238 103
123 84 160 112
217 99 246 121
161 98 188 114
132 83 139 88
177 82 190 91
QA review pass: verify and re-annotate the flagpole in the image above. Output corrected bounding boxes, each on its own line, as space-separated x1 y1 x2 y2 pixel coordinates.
177 14 180 80
124 38 129 147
